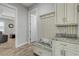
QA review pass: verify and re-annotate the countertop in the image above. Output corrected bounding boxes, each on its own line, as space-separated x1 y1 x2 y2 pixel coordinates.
52 37 79 45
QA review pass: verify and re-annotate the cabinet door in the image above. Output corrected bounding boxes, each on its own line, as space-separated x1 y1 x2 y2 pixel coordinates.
66 4 77 24
55 46 66 56
54 41 79 56
54 42 65 56
54 45 61 56
56 3 65 24
65 49 79 56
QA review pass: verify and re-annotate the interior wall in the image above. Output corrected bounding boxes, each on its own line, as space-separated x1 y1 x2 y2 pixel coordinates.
28 3 55 42
40 13 56 40
5 20 15 34
0 18 15 34
9 3 28 47
38 3 55 15
8 3 55 47
29 3 55 15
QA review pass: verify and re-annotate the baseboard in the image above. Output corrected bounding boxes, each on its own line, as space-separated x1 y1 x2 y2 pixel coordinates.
16 41 28 48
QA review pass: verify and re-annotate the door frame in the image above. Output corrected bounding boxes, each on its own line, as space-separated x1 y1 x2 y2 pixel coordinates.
29 8 39 43
0 3 18 48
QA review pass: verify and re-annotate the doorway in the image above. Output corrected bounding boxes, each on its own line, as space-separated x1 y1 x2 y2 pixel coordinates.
30 8 38 42
0 4 17 48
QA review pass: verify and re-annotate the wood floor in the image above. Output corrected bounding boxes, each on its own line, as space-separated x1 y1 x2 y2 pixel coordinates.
0 38 34 56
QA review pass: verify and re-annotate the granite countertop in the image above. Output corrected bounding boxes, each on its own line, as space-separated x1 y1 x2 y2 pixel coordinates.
52 37 79 45
32 42 52 51
32 42 52 48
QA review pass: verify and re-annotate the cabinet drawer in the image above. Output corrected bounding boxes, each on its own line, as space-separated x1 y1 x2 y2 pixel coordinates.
67 44 79 52
55 41 79 52
65 49 79 56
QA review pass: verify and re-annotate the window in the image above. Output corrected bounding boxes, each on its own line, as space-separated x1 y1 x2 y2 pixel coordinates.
0 22 4 32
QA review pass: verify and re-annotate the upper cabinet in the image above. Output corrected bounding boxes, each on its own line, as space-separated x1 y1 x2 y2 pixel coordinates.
66 4 77 24
56 3 65 25
56 3 77 25
0 4 16 20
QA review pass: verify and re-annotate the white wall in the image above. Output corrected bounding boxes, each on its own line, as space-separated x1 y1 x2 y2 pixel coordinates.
8 3 55 47
0 18 15 34
29 3 55 15
28 3 55 42
9 3 28 47
38 3 55 15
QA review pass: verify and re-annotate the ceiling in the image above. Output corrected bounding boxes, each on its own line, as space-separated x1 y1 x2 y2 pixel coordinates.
22 3 34 7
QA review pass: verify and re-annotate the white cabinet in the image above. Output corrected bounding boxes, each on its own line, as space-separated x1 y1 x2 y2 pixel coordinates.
66 4 77 24
56 3 77 25
65 49 79 56
54 44 64 56
54 40 79 56
54 41 67 56
56 3 65 25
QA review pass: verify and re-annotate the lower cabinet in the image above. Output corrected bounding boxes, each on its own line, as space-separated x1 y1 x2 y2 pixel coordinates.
65 49 79 56
32 40 79 56
53 40 79 56
54 42 66 56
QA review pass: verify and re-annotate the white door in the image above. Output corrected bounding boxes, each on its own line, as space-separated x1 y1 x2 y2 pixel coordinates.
30 12 38 42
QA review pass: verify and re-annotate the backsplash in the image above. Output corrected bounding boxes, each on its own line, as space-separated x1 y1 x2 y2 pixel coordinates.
56 25 78 38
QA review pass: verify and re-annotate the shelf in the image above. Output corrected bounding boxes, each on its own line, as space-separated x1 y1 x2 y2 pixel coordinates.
56 24 78 27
